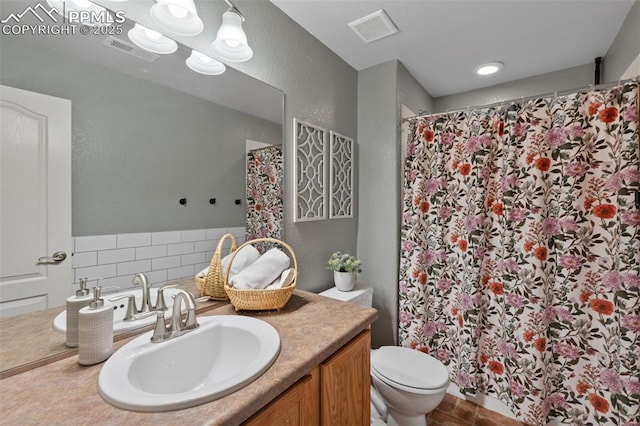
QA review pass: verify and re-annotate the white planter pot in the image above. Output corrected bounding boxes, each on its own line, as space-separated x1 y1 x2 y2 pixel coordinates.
334 271 356 292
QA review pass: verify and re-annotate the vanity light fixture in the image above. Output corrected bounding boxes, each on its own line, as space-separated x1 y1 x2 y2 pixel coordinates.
210 1 253 62
185 50 226 75
150 0 204 36
474 62 504 76
127 24 178 55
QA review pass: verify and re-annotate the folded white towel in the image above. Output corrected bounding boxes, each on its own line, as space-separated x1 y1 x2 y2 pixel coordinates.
197 244 260 278
230 248 290 290
266 268 297 290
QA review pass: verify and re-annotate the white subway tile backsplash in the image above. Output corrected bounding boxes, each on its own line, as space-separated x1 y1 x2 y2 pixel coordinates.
181 229 206 242
117 259 152 276
151 231 181 245
72 227 229 290
167 265 194 281
145 270 168 286
98 248 136 265
75 235 117 252
136 245 167 260
194 240 217 253
194 262 209 275
168 242 194 256
74 264 117 283
117 233 151 248
99 276 135 292
182 252 206 266
206 228 228 240
152 255 181 270
72 251 97 268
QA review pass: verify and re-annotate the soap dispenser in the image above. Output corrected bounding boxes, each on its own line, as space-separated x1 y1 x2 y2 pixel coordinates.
78 286 113 365
65 278 92 348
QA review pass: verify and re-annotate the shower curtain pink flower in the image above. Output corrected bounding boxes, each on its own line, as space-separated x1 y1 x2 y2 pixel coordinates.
398 83 639 425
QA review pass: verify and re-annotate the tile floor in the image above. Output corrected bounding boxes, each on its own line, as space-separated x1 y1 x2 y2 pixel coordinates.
427 393 528 426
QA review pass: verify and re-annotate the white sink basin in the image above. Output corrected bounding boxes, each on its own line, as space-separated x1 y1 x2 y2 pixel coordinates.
53 288 182 334
98 315 280 412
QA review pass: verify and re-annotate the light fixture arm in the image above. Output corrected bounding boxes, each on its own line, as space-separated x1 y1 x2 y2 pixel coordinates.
223 0 245 21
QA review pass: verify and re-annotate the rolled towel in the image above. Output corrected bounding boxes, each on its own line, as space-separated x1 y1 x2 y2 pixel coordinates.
230 248 290 289
265 268 297 290
221 244 260 278
197 244 260 278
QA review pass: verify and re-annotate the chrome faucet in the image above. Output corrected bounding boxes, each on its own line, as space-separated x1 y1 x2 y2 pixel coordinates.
137 289 199 343
131 273 152 313
109 278 177 321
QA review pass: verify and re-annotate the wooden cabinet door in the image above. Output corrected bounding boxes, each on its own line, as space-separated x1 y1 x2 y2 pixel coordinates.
244 368 319 426
320 330 371 426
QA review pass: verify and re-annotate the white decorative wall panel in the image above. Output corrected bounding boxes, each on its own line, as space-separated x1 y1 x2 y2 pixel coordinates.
293 119 327 222
329 131 354 219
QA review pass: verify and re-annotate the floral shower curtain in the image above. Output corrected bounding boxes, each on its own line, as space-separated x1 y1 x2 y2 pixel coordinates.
245 145 283 244
398 82 639 425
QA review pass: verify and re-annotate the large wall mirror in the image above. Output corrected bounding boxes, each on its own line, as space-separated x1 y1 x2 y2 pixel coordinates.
0 0 283 375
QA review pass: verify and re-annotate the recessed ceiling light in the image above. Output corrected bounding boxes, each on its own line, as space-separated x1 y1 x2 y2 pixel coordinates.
474 62 504 76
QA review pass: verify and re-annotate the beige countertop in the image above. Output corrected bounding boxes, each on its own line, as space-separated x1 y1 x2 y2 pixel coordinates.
0 289 377 425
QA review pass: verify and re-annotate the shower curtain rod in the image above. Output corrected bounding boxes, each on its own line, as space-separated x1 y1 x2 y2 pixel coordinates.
402 75 639 122
248 144 282 154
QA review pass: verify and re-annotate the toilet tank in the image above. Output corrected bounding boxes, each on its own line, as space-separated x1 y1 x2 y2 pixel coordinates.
319 285 373 308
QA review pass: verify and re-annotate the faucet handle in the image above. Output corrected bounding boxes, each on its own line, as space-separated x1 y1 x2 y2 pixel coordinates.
154 284 178 311
109 294 138 320
133 311 171 343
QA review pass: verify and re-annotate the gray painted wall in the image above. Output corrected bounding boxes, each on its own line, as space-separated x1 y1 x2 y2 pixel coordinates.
226 0 359 294
433 63 594 113
604 0 640 82
357 61 400 347
1 39 281 236
397 63 435 116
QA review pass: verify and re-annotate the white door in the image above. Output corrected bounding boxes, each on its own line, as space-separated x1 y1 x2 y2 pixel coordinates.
0 85 72 317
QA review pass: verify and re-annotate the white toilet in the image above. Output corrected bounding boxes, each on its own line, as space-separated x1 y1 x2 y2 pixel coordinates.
319 285 450 426
370 346 449 426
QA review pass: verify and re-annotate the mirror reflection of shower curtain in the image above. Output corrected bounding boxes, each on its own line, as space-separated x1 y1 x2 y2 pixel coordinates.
246 145 284 246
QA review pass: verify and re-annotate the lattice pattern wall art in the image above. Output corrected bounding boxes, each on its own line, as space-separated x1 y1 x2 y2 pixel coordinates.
293 119 327 222
329 131 354 219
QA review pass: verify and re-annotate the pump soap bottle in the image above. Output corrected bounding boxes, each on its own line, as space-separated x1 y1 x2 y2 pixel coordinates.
78 286 113 365
65 277 92 348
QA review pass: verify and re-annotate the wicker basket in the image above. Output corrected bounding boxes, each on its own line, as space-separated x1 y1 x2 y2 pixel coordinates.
195 233 237 300
224 238 297 311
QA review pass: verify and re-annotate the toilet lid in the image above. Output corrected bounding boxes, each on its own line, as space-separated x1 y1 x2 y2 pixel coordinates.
371 346 449 390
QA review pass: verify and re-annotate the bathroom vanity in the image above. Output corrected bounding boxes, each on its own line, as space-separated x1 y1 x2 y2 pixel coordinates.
0 289 377 425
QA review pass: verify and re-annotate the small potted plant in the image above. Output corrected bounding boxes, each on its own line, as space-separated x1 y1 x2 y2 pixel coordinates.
327 251 362 291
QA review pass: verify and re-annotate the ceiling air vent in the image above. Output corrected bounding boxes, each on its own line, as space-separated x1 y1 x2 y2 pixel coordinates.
102 36 159 63
348 9 398 43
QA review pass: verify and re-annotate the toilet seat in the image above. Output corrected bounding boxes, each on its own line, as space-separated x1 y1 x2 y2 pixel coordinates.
371 346 449 392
